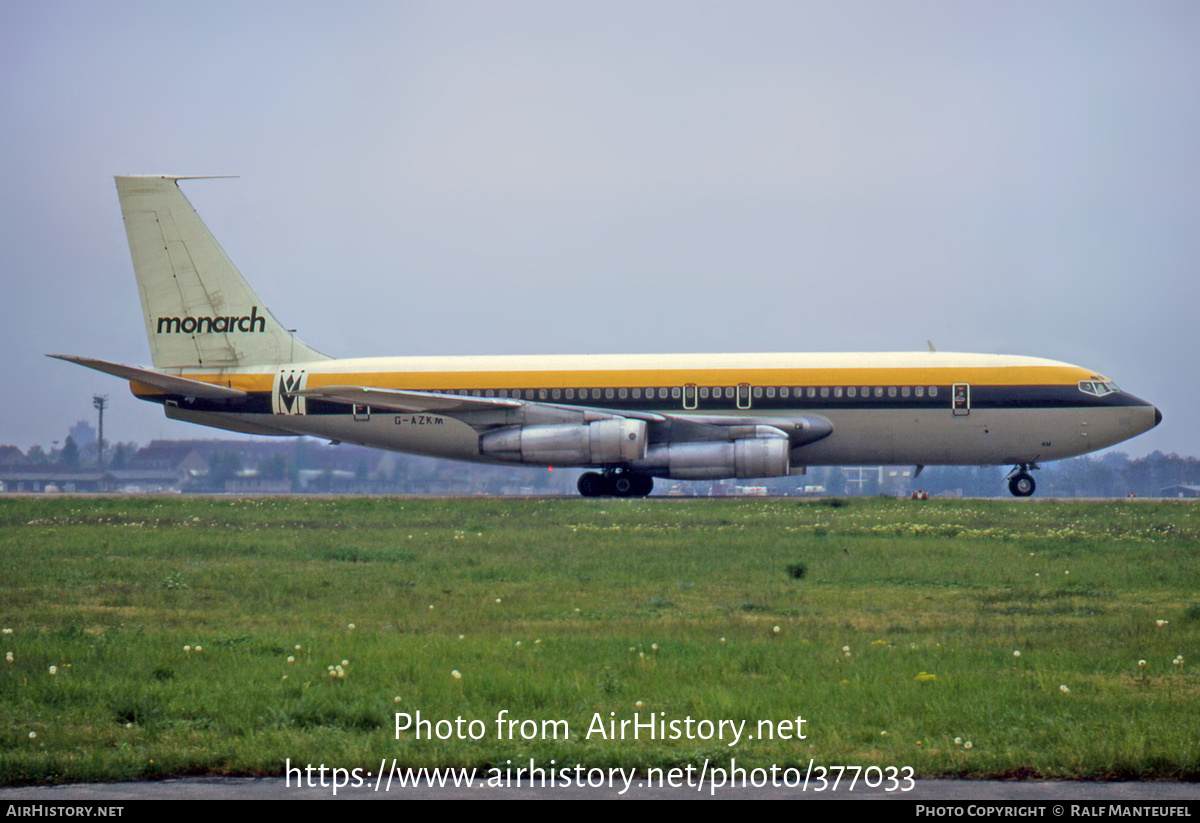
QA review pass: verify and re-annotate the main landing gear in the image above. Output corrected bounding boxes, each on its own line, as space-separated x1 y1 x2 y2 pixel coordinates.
1007 464 1038 497
577 469 654 498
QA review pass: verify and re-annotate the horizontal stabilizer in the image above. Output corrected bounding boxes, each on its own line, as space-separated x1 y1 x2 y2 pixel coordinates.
47 354 247 399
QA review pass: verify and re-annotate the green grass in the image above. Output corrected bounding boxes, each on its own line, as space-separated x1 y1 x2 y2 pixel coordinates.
1 495 1198 785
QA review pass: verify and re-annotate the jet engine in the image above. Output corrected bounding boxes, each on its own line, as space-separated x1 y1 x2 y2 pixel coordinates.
630 432 791 479
479 419 647 465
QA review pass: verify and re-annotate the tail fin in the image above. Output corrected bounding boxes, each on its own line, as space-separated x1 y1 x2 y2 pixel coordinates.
115 175 327 369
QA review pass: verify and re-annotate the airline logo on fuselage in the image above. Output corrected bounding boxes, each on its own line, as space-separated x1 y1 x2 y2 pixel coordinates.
156 306 266 334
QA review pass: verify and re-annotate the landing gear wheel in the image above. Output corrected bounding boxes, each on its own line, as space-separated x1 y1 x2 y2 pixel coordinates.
577 472 608 497
611 475 635 496
631 474 654 497
1009 472 1036 497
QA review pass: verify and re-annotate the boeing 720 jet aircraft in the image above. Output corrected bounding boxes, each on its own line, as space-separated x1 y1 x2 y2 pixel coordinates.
52 176 1161 497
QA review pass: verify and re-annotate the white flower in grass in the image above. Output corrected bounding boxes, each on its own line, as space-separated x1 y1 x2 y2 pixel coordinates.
348 624 356 630
458 634 464 641
28 732 36 739
49 666 57 675
184 645 191 653
394 696 402 703
1138 659 1147 668
294 644 302 651
5 652 12 663
451 670 462 680
772 626 780 635
1059 684 1070 694
963 741 973 750
287 656 294 664
2 628 11 634
954 737 962 745
651 643 658 652
342 660 349 666
1013 650 1021 658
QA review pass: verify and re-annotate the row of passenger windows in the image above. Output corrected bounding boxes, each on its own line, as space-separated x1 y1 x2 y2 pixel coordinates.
429 385 942 401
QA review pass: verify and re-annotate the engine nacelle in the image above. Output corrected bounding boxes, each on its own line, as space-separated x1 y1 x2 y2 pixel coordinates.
479 419 647 466
630 436 791 480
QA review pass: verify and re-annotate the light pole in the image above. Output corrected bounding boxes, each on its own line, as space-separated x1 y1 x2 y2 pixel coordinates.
92 395 108 467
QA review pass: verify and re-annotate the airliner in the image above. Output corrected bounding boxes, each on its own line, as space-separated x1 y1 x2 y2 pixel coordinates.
52 176 1161 497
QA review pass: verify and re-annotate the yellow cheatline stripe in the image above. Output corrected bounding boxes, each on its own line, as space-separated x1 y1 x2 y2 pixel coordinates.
144 363 1093 396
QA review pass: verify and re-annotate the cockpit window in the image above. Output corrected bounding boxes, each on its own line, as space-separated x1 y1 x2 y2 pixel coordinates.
1079 380 1119 397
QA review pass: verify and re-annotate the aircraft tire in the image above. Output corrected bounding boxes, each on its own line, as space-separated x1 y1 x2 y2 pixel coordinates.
611 474 635 497
577 472 608 497
1009 472 1036 497
631 474 654 497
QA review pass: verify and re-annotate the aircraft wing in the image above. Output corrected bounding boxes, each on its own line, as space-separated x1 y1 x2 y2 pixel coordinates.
293 385 523 413
294 384 829 444
48 354 248 400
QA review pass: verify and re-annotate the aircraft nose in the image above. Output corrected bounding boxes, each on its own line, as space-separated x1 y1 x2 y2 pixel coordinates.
1155 406 1162 428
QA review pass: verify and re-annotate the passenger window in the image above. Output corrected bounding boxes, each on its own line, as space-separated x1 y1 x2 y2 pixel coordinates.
901 386 910 397
618 388 627 399
820 387 829 398
552 389 561 400
915 386 924 398
929 386 938 398
780 387 790 399
834 386 843 398
605 388 615 399
848 386 857 398
753 386 763 399
888 387 897 398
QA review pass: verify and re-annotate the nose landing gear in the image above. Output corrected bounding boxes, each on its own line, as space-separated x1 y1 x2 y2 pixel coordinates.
1007 464 1039 497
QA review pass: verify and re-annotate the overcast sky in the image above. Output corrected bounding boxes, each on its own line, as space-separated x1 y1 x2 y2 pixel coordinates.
1 1 1196 458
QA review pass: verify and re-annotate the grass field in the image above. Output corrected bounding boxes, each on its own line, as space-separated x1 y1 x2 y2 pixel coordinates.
1 495 1198 786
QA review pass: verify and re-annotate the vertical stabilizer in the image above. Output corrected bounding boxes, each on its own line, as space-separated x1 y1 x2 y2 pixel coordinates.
115 175 327 369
